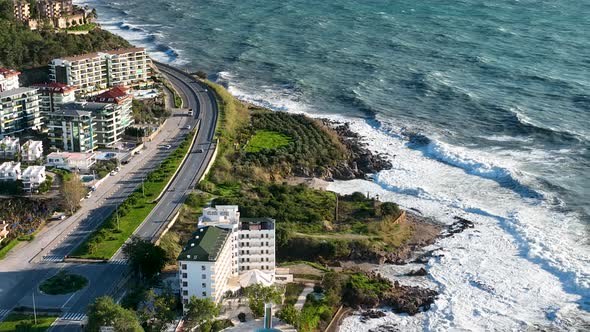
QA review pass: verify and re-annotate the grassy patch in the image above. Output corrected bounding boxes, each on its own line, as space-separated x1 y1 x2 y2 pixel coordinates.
293 274 323 281
0 239 20 260
284 283 306 306
39 271 88 295
0 314 57 332
66 23 97 31
279 261 331 273
70 130 196 259
245 130 292 153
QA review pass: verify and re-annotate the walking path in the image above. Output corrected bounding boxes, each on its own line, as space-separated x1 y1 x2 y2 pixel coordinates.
294 284 315 310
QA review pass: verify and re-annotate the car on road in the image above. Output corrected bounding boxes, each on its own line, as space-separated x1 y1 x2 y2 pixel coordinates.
185 125 191 130
196 148 204 153
188 108 193 116
110 170 117 176
163 144 172 150
85 192 92 199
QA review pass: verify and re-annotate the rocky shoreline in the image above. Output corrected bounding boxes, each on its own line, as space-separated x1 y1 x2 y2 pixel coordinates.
318 120 393 181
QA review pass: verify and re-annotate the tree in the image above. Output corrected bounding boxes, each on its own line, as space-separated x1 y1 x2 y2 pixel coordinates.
60 175 86 214
276 304 298 326
183 296 220 332
122 236 167 280
244 284 282 318
380 202 401 217
86 296 143 332
138 289 176 332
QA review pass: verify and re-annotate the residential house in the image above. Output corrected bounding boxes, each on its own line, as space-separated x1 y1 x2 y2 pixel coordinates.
12 1 30 22
46 151 95 172
32 82 77 117
22 165 46 192
0 161 21 181
20 140 44 162
46 108 95 153
0 136 20 159
178 206 276 309
49 48 151 94
0 68 20 93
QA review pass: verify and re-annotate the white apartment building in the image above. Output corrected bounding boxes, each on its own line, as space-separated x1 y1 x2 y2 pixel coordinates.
0 87 42 137
0 161 22 181
178 206 276 308
46 151 96 172
20 140 43 162
46 108 96 153
49 48 151 94
22 165 46 192
0 68 20 93
0 136 20 159
32 82 77 117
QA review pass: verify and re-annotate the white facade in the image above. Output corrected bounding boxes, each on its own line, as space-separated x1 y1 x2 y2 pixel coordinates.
179 206 276 309
179 227 234 306
0 68 20 93
0 136 20 159
21 140 43 162
46 151 96 172
22 165 46 192
0 161 21 181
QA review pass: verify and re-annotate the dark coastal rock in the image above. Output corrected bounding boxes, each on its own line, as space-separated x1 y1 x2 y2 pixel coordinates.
360 309 386 322
385 281 438 316
440 216 475 238
405 268 428 276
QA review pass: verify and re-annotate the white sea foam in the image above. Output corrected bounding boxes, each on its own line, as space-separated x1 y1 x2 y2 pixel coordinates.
217 74 590 330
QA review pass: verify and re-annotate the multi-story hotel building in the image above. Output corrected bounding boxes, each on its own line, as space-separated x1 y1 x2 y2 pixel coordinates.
49 48 151 94
0 68 20 93
0 87 41 137
37 0 73 19
12 1 30 22
46 108 95 152
32 82 77 117
178 206 276 308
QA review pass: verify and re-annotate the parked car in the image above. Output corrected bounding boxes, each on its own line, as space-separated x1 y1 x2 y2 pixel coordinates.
196 148 204 153
110 170 117 176
85 192 92 199
185 125 191 130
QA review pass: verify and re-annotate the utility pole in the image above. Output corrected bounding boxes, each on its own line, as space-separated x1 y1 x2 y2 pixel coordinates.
32 291 37 325
116 206 120 231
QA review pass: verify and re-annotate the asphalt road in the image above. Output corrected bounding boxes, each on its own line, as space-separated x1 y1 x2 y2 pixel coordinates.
0 64 219 331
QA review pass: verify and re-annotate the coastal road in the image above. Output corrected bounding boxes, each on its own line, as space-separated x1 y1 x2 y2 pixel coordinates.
0 107 191 315
48 63 219 330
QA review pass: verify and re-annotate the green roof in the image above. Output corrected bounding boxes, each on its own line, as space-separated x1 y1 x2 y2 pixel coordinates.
179 226 231 261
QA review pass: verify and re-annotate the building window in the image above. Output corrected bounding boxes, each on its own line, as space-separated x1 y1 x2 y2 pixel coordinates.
182 264 187 270
201 265 206 271
182 273 187 278
202 292 207 297
183 299 188 305
183 282 187 287
202 283 206 288
183 290 188 296
202 274 206 279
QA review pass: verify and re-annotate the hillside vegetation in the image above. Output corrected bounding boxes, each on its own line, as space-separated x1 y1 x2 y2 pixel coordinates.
0 0 131 70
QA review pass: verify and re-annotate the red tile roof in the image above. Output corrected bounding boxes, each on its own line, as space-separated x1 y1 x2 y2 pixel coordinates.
0 68 21 78
86 86 131 104
32 82 78 94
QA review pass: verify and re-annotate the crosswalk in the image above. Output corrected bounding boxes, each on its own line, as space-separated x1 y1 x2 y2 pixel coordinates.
109 259 128 265
0 309 11 322
61 312 87 321
42 255 65 263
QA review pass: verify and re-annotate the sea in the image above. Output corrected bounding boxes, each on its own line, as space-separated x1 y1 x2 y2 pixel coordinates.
77 0 590 330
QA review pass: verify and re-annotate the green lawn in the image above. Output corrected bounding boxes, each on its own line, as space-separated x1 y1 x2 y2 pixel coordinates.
245 130 292 153
39 271 88 295
0 314 57 332
0 239 20 260
70 130 196 259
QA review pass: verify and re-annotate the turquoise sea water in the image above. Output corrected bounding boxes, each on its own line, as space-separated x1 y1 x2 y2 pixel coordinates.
80 0 590 328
